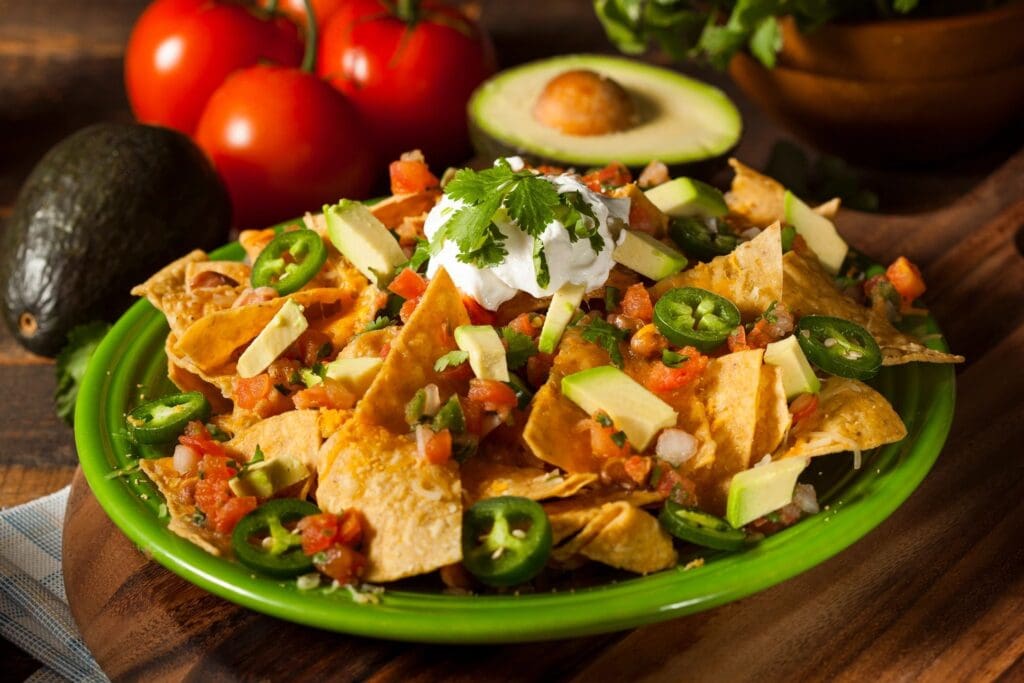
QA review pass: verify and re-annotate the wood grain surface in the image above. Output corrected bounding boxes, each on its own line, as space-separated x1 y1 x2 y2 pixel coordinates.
2 0 1023 680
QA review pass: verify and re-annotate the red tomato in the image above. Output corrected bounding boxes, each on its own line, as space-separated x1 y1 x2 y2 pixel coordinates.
314 544 367 584
388 268 428 299
727 326 749 353
654 467 697 506
621 283 653 323
234 374 273 410
507 313 541 339
297 512 340 555
399 296 421 323
214 496 258 534
468 379 518 412
317 0 496 166
586 419 631 459
623 455 652 486
390 159 440 195
645 348 709 393
336 510 364 546
422 428 453 465
196 65 376 228
125 0 303 135
461 295 496 326
292 380 357 410
886 256 927 306
257 0 346 28
580 163 632 193
180 421 228 457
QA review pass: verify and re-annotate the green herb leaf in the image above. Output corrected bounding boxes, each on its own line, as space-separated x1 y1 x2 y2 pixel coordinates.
662 349 690 368
501 328 538 370
605 285 621 312
362 316 394 334
505 174 560 238
533 238 551 289
407 238 431 272
749 15 782 68
579 317 628 368
55 321 111 425
251 445 265 464
610 430 628 448
434 350 469 372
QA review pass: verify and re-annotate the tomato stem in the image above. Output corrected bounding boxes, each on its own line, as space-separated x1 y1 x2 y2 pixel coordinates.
302 0 317 73
396 0 419 23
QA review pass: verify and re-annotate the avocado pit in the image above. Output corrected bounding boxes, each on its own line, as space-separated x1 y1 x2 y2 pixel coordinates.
532 69 637 137
18 312 38 338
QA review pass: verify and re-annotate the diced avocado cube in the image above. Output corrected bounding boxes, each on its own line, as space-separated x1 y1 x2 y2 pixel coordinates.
229 455 310 498
783 191 849 275
454 325 509 382
561 365 677 452
644 177 727 218
538 282 586 354
323 199 406 285
764 335 821 400
236 300 308 378
300 368 323 388
612 231 688 280
323 356 383 397
726 457 810 527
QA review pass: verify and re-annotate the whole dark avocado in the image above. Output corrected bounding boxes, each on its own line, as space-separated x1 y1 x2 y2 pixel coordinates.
1 123 231 356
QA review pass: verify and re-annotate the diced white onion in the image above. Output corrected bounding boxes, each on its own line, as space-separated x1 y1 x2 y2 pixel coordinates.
793 483 820 515
172 444 200 474
740 227 762 240
296 573 321 590
655 429 697 467
415 424 430 459
422 384 441 417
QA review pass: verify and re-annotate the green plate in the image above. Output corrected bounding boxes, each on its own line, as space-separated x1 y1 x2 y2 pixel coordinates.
75 243 956 643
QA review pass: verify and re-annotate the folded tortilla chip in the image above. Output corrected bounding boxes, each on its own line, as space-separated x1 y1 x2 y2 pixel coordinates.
166 354 232 415
357 268 470 433
140 458 233 557
226 409 322 471
752 364 792 461
578 502 677 574
725 159 786 228
132 250 243 336
174 288 355 375
239 228 277 263
782 251 963 365
338 326 400 359
778 377 907 460
460 459 597 505
653 383 717 474
165 333 234 401
544 490 665 544
650 224 783 319
316 418 462 582
185 261 252 292
523 329 612 473
368 191 441 229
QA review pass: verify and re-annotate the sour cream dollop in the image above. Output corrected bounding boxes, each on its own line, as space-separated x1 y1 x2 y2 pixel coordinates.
424 161 630 310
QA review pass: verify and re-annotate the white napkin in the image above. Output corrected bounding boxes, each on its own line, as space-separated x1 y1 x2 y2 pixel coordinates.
0 486 108 682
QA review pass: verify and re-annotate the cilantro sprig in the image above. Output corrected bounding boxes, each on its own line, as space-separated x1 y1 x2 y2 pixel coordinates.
578 317 628 368
501 328 538 370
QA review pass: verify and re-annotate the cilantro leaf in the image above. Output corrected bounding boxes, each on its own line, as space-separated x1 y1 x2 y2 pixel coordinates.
55 321 111 425
444 192 508 268
501 328 538 370
434 350 469 372
505 174 560 238
362 316 393 333
407 238 431 272
578 317 627 368
251 445 265 464
533 239 551 289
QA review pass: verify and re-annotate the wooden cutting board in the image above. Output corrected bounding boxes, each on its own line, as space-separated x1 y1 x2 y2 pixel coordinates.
63 150 1024 682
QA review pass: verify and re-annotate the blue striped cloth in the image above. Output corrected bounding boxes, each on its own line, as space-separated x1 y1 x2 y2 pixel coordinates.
0 487 107 682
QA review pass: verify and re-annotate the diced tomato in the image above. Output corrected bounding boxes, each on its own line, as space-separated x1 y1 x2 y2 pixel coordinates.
623 455 652 486
439 358 474 384
535 164 565 176
467 379 518 411
645 348 709 393
585 419 632 459
422 427 453 464
746 319 774 349
508 313 541 339
580 162 632 193
727 326 749 353
234 374 273 410
461 294 496 325
314 544 366 585
655 467 698 506
620 283 654 323
791 234 812 257
212 496 257 534
886 256 926 306
198 454 237 481
288 329 333 366
388 267 428 300
627 197 664 236
399 296 421 323
461 397 485 435
292 380 356 410
790 393 819 425
180 422 228 458
336 510 364 546
297 512 341 556
389 159 439 195
526 352 554 388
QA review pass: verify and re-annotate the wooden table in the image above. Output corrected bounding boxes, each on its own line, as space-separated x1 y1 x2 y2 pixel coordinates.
2 1 1024 680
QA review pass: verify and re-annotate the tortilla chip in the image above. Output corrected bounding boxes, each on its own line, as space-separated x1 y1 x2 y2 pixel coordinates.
368 191 440 229
166 353 232 415
357 268 470 433
752 364 792 461
522 329 612 473
184 261 252 292
238 228 277 263
174 288 355 375
650 224 783 319
578 502 677 574
779 377 907 459
226 409 322 471
460 459 597 505
338 326 400 359
725 159 786 227
654 383 717 474
165 333 234 401
782 251 963 365
140 458 233 557
544 490 665 544
132 250 244 336
550 502 624 564
316 418 462 582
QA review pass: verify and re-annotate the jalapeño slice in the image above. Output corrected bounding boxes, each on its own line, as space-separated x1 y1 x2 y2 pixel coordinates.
251 229 327 296
653 287 741 353
231 499 320 578
658 500 748 551
795 315 882 381
126 391 210 444
462 496 552 587
668 217 738 262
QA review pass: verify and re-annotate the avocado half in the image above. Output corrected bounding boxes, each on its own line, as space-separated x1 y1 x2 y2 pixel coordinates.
468 54 741 171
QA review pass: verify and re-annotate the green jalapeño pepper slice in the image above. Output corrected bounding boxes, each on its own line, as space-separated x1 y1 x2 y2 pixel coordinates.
462 496 552 587
126 391 210 444
654 287 741 353
668 217 738 262
251 229 327 296
658 500 748 551
231 499 320 578
795 315 882 380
